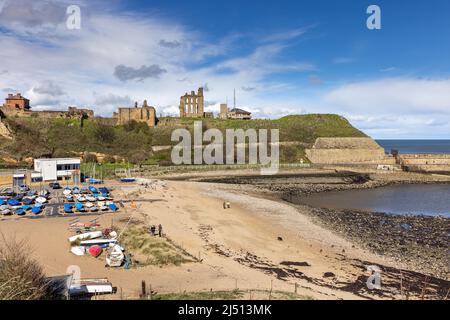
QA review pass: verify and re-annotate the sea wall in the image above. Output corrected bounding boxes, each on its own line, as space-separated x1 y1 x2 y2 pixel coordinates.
305 137 391 164
399 154 450 172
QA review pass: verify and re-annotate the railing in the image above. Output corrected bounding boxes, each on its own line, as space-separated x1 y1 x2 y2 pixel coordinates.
114 163 310 176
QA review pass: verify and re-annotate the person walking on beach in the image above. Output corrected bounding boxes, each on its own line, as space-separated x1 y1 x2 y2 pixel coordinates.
158 224 163 237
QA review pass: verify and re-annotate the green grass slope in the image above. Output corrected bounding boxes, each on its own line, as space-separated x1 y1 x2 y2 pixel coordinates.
0 114 366 165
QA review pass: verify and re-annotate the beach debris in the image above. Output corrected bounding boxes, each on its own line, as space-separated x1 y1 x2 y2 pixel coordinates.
280 261 311 267
323 272 336 278
88 245 103 258
71 246 86 256
277 236 283 241
223 201 231 209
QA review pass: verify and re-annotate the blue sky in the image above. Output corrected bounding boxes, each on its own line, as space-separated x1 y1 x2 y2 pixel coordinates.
0 0 449 138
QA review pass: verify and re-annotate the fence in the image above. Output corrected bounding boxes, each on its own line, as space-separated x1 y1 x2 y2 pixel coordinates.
114 163 311 176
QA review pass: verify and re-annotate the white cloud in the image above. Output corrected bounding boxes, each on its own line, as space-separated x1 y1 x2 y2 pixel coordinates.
0 1 448 138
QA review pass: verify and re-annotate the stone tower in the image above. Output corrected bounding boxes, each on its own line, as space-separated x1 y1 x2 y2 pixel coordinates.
179 87 205 118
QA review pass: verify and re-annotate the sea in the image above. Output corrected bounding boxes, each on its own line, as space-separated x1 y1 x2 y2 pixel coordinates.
376 140 450 154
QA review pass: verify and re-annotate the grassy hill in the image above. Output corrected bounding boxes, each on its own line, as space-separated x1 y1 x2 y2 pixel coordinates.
0 114 366 166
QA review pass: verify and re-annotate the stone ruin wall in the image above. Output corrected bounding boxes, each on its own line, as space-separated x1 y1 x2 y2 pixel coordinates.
0 107 93 120
114 105 156 127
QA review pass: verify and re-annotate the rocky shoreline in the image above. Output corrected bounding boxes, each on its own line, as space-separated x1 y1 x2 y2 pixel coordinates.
196 171 450 281
293 205 449 280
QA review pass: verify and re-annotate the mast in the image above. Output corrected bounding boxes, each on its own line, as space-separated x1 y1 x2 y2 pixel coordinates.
233 88 236 109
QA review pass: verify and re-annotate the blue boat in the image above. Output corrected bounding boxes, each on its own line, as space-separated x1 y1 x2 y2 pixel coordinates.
22 197 34 205
75 202 84 211
7 199 20 206
15 208 25 216
22 205 31 211
99 187 108 193
72 187 80 194
31 206 42 215
120 178 136 183
108 203 119 212
89 178 102 184
64 204 73 214
88 186 98 193
27 190 38 196
0 199 5 206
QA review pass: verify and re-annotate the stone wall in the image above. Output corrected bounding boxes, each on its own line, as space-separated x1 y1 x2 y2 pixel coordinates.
0 107 94 120
305 137 390 164
114 100 156 127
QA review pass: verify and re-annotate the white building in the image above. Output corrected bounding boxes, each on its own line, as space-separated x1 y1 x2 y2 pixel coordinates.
33 158 81 183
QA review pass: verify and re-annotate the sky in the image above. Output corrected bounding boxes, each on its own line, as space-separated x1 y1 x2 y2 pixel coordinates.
0 0 449 139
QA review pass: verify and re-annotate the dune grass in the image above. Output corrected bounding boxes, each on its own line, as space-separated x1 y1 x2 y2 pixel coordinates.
120 226 194 267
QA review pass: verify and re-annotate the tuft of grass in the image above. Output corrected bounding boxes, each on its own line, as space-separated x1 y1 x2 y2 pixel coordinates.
0 233 52 300
151 289 314 300
152 289 244 300
119 226 194 267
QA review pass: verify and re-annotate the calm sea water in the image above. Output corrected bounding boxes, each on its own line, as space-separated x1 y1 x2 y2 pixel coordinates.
376 140 450 154
298 184 450 217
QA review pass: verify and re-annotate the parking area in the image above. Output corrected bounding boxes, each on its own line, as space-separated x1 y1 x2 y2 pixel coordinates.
1 183 120 219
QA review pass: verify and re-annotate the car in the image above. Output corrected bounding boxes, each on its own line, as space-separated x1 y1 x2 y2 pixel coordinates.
19 185 30 192
49 182 61 189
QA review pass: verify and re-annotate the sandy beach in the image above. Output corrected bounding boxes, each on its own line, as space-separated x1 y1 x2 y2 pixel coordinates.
0 171 448 300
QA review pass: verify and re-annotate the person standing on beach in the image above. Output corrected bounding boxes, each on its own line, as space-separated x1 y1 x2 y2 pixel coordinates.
150 225 156 236
158 224 162 237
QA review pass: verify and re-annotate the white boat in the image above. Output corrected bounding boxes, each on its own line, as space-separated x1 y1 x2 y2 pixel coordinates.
106 244 124 267
70 246 86 256
1 209 12 215
97 196 106 201
69 278 113 296
90 206 98 212
68 231 103 243
100 205 108 211
85 202 94 208
63 189 72 196
77 196 86 202
35 196 47 204
86 196 96 202
80 239 117 246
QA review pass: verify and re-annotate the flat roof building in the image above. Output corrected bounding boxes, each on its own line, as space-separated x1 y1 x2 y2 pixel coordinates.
33 158 81 183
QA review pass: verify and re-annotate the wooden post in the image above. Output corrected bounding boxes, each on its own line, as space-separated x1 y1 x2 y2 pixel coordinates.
294 283 298 294
269 280 273 300
149 284 152 300
141 280 146 298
